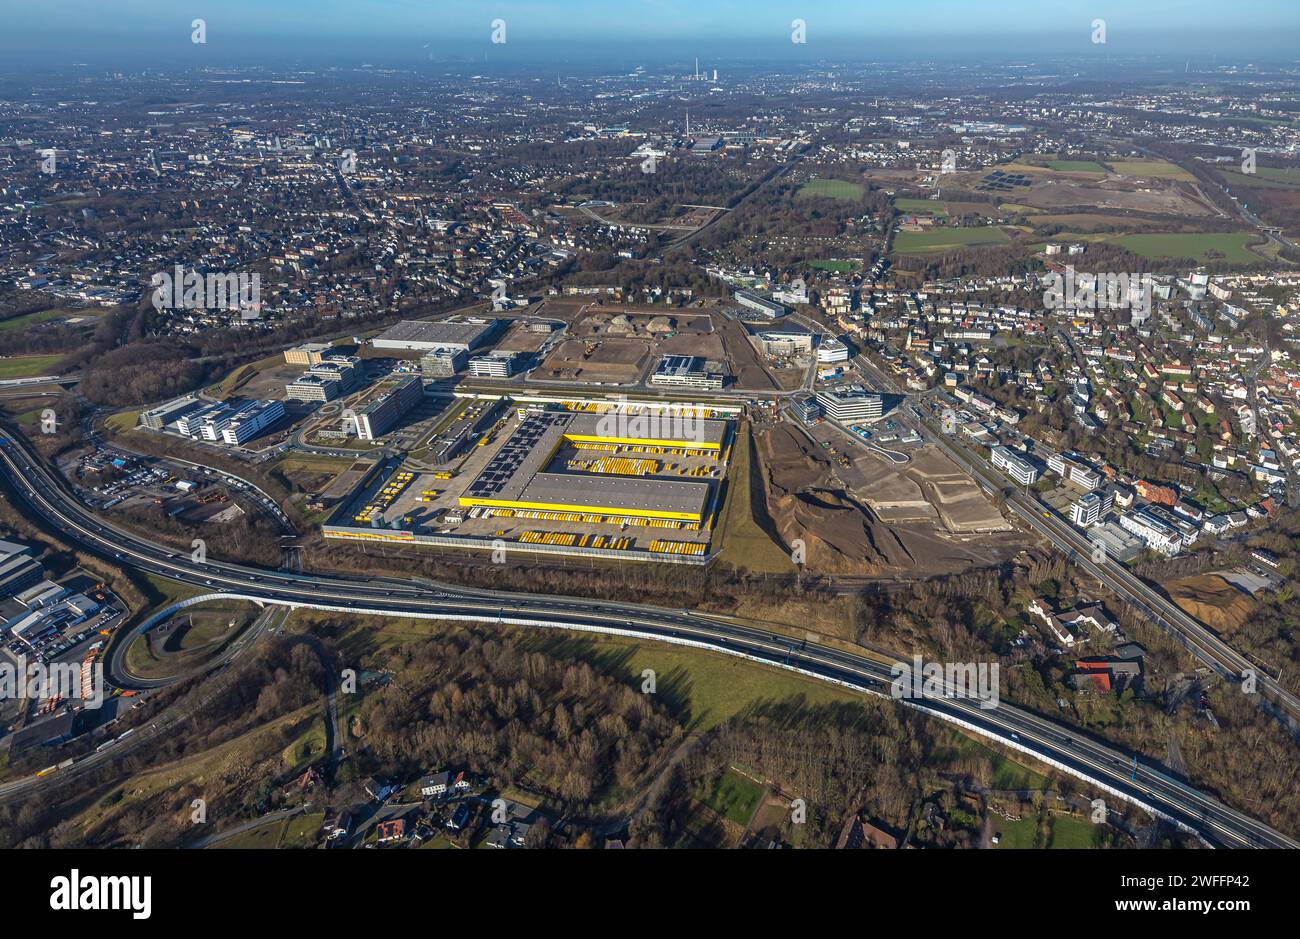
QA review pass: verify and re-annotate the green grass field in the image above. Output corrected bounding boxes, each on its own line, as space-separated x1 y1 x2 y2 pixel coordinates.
797 178 863 201
526 629 862 732
1048 160 1109 173
694 767 765 826
215 811 324 849
1114 232 1263 264
994 811 1100 849
1220 166 1300 191
1254 166 1300 185
0 354 65 379
0 309 78 333
894 197 948 217
893 226 1010 255
712 425 796 574
103 410 142 435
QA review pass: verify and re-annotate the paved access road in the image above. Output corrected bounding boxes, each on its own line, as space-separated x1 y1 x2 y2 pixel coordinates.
0 430 1294 848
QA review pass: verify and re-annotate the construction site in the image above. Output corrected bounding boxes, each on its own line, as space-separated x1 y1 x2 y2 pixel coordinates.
322 396 737 563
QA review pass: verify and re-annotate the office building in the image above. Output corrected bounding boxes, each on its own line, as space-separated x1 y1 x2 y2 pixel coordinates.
650 354 724 390
991 445 1041 485
817 338 850 363
355 376 423 440
139 396 202 431
467 351 520 378
221 399 286 445
284 342 332 366
815 386 884 422
420 348 469 378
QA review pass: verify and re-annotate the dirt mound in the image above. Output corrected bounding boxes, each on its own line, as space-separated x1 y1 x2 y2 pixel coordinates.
1167 574 1257 634
770 487 915 574
760 424 832 494
756 426 921 574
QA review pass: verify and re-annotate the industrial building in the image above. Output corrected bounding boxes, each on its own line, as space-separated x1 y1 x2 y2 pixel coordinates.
650 354 725 390
815 386 884 423
733 289 787 319
458 410 727 523
355 375 423 440
754 330 814 356
372 318 501 353
0 539 44 599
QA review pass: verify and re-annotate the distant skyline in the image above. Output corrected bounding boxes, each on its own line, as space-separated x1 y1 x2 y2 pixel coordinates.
2 1 1299 64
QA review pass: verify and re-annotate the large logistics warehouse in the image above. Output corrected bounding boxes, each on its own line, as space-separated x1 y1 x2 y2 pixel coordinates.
459 410 727 523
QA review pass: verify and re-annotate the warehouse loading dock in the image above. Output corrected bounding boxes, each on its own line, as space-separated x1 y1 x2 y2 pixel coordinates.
322 400 734 563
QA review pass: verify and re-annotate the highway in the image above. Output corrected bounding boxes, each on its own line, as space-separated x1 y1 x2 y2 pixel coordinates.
0 430 1295 848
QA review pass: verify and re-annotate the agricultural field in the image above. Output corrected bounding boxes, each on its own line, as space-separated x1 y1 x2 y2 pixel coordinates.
893 226 1010 254
1107 159 1196 181
894 197 948 217
797 178 864 201
1048 160 1109 173
1113 232 1264 264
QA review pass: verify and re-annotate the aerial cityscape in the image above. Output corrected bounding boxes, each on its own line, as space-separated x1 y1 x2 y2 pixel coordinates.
2 0 1299 909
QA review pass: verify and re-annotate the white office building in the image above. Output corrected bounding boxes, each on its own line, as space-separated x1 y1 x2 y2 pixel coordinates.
991 445 1040 485
817 338 850 363
467 351 520 378
220 400 286 445
815 386 884 422
1118 511 1182 557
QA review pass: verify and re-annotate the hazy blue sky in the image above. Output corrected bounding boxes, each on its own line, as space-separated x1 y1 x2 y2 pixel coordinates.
3 0 1298 61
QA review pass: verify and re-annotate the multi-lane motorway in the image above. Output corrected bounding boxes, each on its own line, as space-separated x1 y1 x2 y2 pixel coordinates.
0 430 1295 848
